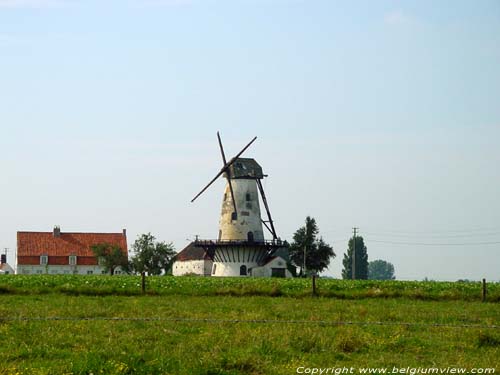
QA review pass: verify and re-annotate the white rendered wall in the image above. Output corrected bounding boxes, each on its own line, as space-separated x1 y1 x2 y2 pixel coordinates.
218 179 264 241
250 257 292 278
17 265 124 275
173 260 212 276
211 261 259 277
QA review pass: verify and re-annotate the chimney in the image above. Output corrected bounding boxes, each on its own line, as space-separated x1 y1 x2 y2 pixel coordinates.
0 254 6 264
53 226 61 238
122 228 127 237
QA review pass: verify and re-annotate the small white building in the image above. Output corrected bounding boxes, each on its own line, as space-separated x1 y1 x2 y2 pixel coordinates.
172 242 213 276
250 256 293 278
0 257 14 275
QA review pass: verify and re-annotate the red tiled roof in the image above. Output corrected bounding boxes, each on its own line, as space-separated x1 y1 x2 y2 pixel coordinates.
17 231 128 258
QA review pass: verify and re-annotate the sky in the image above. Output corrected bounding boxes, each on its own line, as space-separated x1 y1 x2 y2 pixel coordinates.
1 0 499 281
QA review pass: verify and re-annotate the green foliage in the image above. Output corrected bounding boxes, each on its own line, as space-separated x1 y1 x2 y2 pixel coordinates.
90 243 128 276
342 235 369 279
289 216 335 275
368 259 396 280
130 233 176 275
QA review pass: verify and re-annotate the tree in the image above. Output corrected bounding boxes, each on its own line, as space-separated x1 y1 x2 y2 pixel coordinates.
130 233 176 275
368 259 395 280
342 236 368 279
91 243 128 275
289 216 335 276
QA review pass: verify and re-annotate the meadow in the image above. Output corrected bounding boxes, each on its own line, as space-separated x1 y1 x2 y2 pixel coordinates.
0 276 499 375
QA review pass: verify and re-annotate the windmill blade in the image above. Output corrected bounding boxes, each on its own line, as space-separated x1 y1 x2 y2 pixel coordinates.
217 132 238 214
191 168 226 203
217 131 228 165
191 135 257 204
227 136 257 165
256 179 278 240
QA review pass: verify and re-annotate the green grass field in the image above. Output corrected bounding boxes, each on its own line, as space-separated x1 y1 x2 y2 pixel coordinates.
0 276 499 375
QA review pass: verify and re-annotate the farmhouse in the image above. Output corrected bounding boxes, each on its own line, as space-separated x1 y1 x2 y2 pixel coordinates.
17 226 128 275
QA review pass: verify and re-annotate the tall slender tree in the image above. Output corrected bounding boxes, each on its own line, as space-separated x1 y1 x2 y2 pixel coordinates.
342 236 368 279
289 216 335 276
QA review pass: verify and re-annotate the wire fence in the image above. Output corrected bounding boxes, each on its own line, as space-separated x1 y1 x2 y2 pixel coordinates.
2 316 498 329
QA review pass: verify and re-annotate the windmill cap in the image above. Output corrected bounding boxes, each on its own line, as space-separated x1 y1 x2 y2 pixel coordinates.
225 158 265 179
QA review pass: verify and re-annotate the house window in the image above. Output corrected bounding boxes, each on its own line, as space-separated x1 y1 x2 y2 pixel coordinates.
69 255 77 266
36 270 43 274
40 255 48 265
87 270 93 275
240 265 247 276
98 257 104 266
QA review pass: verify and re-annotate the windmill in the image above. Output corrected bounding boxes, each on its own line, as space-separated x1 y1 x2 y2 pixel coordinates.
190 132 285 277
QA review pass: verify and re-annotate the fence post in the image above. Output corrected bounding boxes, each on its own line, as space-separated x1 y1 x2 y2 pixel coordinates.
312 274 317 296
482 278 487 302
141 272 146 294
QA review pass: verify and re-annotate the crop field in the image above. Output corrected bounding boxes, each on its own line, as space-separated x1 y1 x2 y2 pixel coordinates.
1 275 500 301
0 276 499 375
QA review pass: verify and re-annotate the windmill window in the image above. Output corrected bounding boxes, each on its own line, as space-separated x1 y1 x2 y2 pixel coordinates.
240 265 247 276
247 231 254 242
212 264 217 275
241 211 250 216
246 202 252 209
224 193 227 201
231 212 238 221
246 193 251 201
218 230 222 240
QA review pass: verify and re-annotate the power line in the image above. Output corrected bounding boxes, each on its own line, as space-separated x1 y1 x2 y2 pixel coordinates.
2 316 498 329
367 239 500 246
363 231 500 239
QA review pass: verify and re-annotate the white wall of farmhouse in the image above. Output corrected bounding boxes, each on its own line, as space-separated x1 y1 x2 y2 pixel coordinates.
17 265 125 275
219 179 264 242
172 260 213 276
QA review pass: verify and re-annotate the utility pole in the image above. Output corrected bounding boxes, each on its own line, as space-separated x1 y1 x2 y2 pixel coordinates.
352 228 358 280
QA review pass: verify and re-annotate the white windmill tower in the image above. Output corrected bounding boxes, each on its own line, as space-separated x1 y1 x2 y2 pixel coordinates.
191 132 285 277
